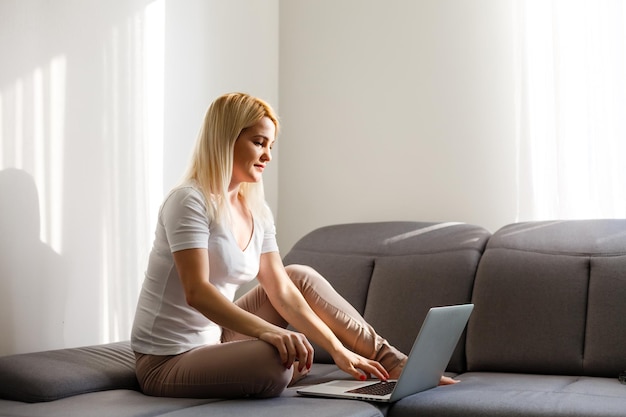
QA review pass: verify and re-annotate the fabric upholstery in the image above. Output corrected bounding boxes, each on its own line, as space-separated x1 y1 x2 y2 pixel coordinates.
467 220 626 378
467 249 589 374
585 254 626 376
0 341 138 403
391 372 626 417
156 390 386 417
0 390 217 417
283 221 491 256
365 252 479 373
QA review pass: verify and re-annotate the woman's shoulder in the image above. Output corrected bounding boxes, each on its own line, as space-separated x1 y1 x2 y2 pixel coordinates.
253 202 276 233
160 181 210 215
166 180 209 202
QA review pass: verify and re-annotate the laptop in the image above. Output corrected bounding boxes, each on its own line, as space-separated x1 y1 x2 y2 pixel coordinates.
297 304 473 403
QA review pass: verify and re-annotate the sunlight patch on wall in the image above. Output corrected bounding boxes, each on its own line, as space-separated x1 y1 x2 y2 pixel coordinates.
13 80 23 166
99 0 164 343
0 55 66 255
144 0 165 231
47 56 66 254
0 94 3 164
32 68 45 230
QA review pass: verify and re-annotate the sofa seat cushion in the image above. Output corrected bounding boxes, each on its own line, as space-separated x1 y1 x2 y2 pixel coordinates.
389 372 626 417
157 389 386 417
0 389 219 417
0 341 139 403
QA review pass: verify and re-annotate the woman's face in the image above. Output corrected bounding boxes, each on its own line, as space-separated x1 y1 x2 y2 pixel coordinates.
230 116 275 189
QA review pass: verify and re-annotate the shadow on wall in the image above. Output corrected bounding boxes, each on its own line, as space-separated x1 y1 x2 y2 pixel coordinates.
0 168 68 355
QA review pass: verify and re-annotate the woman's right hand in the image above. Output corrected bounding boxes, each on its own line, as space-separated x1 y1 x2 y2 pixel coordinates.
259 328 314 371
330 346 389 381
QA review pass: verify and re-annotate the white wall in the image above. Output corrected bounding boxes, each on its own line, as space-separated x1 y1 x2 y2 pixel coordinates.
0 0 278 355
163 0 280 202
277 0 518 252
1 0 521 355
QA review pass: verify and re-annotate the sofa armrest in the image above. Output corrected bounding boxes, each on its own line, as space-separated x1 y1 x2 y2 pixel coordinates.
0 341 139 403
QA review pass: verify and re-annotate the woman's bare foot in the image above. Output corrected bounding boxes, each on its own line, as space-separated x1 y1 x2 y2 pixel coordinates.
438 375 460 385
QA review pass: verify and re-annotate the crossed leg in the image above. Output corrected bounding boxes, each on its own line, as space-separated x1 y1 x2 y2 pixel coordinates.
226 264 407 379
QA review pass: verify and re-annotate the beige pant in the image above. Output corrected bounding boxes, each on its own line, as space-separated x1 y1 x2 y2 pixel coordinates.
135 264 405 399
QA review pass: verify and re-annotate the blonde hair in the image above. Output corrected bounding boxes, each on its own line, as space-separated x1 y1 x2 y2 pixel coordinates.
182 92 279 225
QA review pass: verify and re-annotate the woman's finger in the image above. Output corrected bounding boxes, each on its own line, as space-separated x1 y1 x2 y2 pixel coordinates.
283 335 297 369
290 333 311 371
304 338 314 370
357 360 388 381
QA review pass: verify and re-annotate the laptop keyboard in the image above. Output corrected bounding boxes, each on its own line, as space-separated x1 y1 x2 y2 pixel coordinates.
347 381 396 396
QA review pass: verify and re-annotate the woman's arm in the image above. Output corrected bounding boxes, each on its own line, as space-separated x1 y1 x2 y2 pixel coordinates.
256 251 389 381
173 248 313 370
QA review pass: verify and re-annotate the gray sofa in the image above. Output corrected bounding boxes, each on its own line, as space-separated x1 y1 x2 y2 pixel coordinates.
1 220 625 417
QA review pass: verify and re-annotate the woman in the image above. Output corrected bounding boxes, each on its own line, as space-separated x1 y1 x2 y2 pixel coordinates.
131 92 452 399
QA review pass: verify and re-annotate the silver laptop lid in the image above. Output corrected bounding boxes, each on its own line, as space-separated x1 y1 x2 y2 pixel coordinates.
389 303 474 402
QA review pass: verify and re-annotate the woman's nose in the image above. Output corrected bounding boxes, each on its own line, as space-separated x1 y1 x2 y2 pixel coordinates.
262 147 272 162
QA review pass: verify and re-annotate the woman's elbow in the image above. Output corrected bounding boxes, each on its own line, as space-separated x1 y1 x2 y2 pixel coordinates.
183 285 204 309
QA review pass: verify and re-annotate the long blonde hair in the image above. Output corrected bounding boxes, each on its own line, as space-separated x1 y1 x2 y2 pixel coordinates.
182 92 279 225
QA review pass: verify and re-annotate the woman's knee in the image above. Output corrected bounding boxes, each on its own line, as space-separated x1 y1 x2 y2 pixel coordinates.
248 341 292 398
284 264 327 289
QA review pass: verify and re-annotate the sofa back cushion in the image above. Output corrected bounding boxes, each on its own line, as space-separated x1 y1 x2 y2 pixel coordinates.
466 220 626 377
0 341 138 403
283 221 490 373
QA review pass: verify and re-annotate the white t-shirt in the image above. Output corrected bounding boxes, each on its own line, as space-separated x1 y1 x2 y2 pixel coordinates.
131 184 279 355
